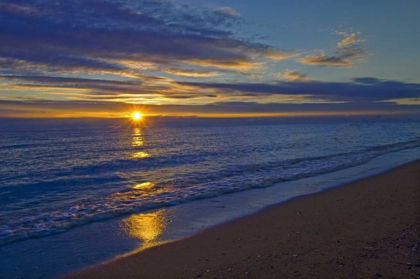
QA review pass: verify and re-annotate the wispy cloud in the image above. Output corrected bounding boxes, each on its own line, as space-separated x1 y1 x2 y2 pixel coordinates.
258 50 299 61
159 68 220 78
336 31 365 47
299 29 367 67
299 54 351 66
277 70 309 81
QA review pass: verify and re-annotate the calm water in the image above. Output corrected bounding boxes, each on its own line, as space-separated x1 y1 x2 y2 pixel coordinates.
1 121 420 247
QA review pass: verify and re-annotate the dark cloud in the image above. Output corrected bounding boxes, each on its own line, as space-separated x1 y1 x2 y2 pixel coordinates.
0 75 162 96
0 51 125 75
299 54 351 66
3 75 420 104
176 78 420 102
353 77 381 85
1 75 142 86
0 0 293 78
0 75 206 99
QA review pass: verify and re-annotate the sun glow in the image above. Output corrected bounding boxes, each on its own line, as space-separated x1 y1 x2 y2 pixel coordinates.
132 111 143 121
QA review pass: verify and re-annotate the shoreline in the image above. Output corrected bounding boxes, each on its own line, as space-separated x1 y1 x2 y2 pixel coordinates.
2 149 418 279
68 160 420 279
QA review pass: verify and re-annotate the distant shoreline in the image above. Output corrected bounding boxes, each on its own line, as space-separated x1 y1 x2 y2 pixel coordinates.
68 160 420 279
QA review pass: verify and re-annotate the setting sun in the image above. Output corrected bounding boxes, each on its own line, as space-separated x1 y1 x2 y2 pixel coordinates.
132 112 143 121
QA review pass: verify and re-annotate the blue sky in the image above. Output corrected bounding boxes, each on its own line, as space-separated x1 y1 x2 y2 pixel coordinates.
202 0 420 82
0 0 419 118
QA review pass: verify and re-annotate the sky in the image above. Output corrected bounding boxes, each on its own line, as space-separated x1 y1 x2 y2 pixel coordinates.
0 0 419 118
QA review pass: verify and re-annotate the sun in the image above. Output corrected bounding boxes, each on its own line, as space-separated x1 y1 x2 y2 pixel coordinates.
132 111 143 121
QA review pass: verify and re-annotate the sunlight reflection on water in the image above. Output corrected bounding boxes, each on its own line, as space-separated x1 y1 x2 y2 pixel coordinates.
132 182 155 190
122 209 167 243
131 127 144 147
132 151 150 159
131 127 150 159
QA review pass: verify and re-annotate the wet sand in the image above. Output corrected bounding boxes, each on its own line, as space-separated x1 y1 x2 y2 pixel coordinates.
68 161 420 279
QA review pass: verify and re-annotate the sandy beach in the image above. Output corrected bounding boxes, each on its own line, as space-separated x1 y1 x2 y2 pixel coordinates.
68 161 420 279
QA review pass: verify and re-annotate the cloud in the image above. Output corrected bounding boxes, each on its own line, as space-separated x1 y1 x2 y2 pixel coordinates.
382 98 420 105
298 55 351 66
160 68 220 78
3 75 419 104
298 46 365 67
338 34 356 47
176 78 420 102
0 75 163 96
278 70 308 81
206 7 241 27
215 7 241 17
0 0 295 80
0 52 129 76
353 77 381 85
336 31 365 48
259 50 299 61
299 30 367 67
0 75 218 101
1 2 414 118
0 2 38 16
336 45 366 59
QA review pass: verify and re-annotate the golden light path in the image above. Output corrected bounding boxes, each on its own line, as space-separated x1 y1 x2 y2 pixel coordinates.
131 127 150 159
120 118 169 249
122 209 167 243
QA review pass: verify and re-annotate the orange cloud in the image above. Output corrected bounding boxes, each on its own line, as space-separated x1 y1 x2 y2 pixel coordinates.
160 68 220 77
259 50 299 61
336 31 365 48
277 70 309 81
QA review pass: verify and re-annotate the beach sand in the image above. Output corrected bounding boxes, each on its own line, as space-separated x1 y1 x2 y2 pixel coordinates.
67 161 420 279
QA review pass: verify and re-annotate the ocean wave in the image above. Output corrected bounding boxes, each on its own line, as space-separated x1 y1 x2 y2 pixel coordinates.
0 138 419 246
